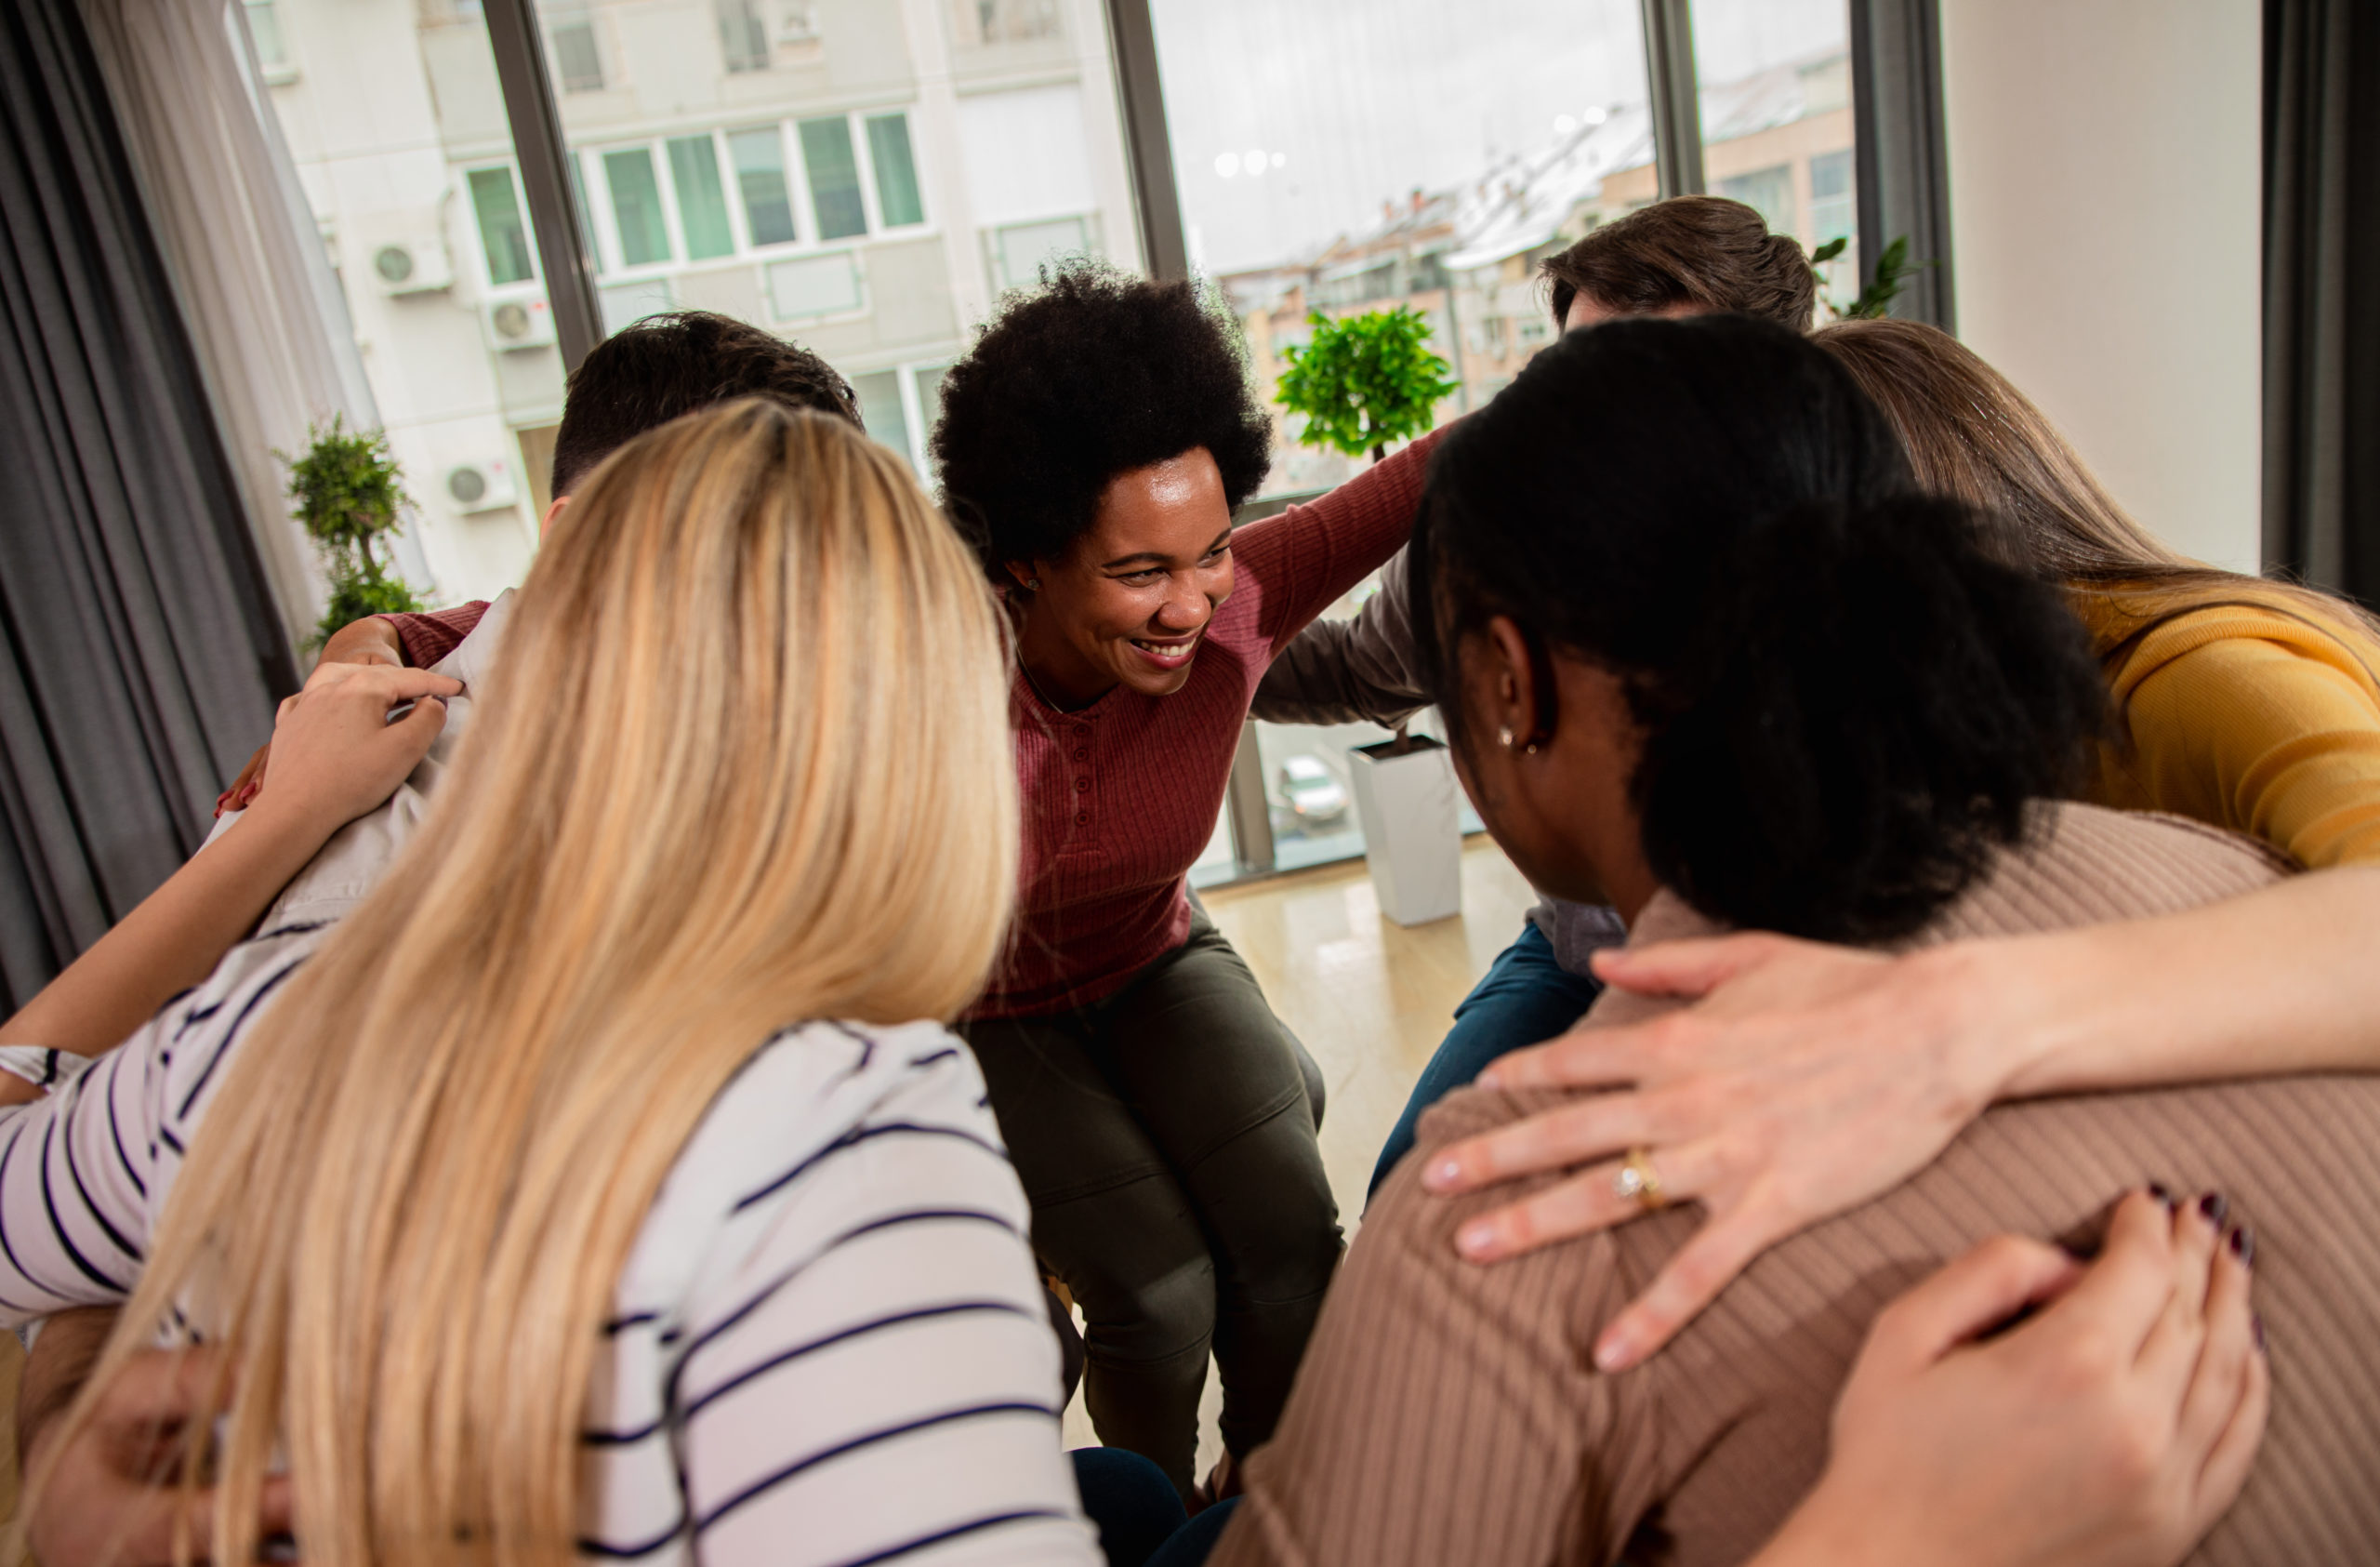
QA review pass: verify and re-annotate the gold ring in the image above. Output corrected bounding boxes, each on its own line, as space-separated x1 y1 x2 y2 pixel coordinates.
1613 1147 1667 1211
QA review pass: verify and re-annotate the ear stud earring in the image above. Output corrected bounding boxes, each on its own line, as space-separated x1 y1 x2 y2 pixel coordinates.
1027 578 1041 591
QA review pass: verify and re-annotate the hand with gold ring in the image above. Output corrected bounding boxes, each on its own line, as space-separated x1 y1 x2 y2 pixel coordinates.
1426 934 1997 1374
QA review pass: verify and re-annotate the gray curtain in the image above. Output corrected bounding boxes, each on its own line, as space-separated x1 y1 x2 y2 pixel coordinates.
2264 0 2380 603
0 0 298 1011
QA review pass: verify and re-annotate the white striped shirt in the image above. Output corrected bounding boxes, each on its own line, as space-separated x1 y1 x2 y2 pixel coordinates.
0 921 1101 1566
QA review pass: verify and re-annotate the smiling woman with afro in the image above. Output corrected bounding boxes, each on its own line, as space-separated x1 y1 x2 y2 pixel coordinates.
935 257 1448 1501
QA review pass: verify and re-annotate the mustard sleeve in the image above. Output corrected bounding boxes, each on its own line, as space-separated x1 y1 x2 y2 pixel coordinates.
2103 610 2380 869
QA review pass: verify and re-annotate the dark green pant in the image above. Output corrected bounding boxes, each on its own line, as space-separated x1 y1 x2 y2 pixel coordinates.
962 910 1343 1498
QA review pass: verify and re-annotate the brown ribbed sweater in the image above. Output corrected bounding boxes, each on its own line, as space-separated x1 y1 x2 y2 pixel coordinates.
1214 803 2380 1567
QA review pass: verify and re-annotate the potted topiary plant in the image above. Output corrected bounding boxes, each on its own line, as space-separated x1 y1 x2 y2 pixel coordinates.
1276 307 1466 923
282 416 426 651
1274 304 1461 463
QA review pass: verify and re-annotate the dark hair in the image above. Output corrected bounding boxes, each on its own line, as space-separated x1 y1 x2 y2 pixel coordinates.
932 259 1273 576
1410 316 2109 944
550 312 861 496
1540 196 1815 333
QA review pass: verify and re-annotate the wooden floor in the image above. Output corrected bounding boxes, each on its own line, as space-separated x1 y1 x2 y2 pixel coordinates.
1060 836 1539 1462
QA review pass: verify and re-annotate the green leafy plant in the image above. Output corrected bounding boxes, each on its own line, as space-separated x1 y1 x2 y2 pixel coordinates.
1275 306 1461 463
281 416 425 649
1811 234 1933 322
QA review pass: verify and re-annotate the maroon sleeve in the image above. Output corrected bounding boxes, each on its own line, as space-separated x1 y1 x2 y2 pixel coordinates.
378 601 490 668
1233 426 1447 656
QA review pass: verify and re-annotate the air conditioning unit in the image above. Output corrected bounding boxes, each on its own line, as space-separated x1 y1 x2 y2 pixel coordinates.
775 1 819 43
482 295 556 352
443 457 521 513
366 236 453 296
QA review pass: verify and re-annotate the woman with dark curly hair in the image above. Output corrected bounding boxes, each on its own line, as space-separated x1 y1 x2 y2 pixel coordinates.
932 260 1443 1501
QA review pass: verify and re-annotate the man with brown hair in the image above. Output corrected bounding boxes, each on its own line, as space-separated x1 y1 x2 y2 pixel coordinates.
1247 195 1817 1198
1540 193 1817 334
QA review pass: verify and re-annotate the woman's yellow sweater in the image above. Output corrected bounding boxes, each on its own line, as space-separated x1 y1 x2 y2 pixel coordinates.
2080 593 2380 869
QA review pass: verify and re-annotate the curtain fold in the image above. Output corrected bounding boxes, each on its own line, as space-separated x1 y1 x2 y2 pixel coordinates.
2263 0 2380 604
0 0 297 1011
83 0 397 648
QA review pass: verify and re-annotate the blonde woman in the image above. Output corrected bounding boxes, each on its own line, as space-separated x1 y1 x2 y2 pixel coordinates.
1421 317 2380 1376
4 402 1104 1566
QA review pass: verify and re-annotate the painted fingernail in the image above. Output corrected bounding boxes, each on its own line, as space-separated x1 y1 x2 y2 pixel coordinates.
1457 1220 1497 1258
2253 1312 2268 1352
2229 1224 2255 1268
2149 1181 2175 1206
1424 1158 1462 1190
2198 1191 2229 1228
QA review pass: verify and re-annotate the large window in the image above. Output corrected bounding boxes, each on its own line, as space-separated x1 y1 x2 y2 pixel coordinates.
240 0 561 606
518 0 1136 473
1149 0 1656 873
1692 0 1858 312
249 0 1878 883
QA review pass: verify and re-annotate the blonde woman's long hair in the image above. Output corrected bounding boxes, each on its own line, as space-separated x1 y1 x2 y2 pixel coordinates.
1811 317 2380 665
35 400 1018 1565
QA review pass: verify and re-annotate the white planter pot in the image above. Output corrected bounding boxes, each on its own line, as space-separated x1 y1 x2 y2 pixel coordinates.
1347 736 1462 926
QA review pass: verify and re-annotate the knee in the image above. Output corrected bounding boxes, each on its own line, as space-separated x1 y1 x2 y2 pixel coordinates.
1209 1132 1342 1298
1068 1228 1217 1367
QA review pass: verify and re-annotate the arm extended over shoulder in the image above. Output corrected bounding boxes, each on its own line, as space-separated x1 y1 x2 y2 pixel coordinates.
1250 547 1430 729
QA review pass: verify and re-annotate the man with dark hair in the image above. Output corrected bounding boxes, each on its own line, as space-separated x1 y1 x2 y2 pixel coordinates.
214 312 859 708
1246 196 1818 1198
547 309 861 498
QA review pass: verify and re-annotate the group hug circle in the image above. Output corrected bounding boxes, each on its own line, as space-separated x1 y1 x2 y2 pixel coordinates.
5 194 2376 1567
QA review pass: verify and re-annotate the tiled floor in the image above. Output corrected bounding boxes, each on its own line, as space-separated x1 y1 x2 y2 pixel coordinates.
1059 837 1540 1467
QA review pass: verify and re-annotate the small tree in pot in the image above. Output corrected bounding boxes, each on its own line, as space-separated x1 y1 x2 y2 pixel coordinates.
282 417 425 650
1275 305 1460 464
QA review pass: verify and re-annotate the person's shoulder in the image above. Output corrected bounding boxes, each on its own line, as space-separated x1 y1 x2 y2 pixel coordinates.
1932 802 2293 945
2100 593 2379 696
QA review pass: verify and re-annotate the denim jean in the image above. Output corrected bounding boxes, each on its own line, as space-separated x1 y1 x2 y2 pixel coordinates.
1367 921 1606 1200
1072 1446 1189 1567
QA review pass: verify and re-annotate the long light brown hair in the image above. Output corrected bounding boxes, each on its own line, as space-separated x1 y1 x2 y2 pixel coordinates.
1811 317 2380 662
33 401 1018 1565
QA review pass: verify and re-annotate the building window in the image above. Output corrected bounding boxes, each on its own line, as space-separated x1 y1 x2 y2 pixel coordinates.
729 126 798 246
467 166 536 286
601 278 676 336
668 138 736 260
1809 149 1854 246
866 113 925 228
961 0 1061 43
799 117 867 240
766 251 861 319
1715 164 1796 240
849 370 910 468
242 0 291 73
602 148 672 266
717 0 770 73
989 215 1089 292
550 16 602 92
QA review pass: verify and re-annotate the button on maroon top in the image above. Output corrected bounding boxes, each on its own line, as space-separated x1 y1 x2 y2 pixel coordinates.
974 430 1442 1019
